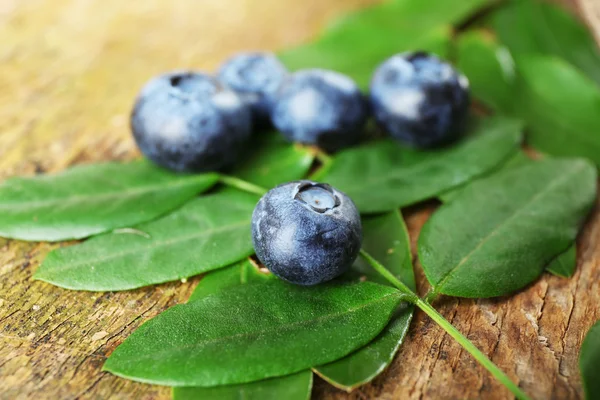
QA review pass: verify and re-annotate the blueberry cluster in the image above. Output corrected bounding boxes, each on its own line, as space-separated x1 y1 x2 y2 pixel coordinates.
130 51 470 285
131 51 470 173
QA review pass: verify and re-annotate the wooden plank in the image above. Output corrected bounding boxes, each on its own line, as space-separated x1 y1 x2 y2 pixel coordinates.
0 0 599 399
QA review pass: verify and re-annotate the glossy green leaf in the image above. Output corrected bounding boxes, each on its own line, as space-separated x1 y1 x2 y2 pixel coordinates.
189 259 273 302
233 132 314 188
321 116 522 213
455 31 517 113
172 370 313 400
514 56 600 167
0 161 218 242
580 320 600 400
491 0 600 86
103 281 402 386
438 153 578 278
419 158 596 298
35 190 257 291
546 243 577 278
315 211 415 391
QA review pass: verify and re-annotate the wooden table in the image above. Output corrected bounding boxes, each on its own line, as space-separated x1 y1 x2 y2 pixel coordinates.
1 1 599 399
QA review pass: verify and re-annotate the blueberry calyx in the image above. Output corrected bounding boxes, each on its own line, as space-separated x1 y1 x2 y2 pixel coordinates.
294 182 340 213
167 72 218 99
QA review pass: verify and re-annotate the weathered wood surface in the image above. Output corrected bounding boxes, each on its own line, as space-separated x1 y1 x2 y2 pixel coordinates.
1 1 599 399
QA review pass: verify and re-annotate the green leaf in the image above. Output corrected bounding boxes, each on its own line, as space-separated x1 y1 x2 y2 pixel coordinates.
188 259 273 302
172 370 313 400
34 190 257 291
580 320 600 400
514 56 600 167
491 0 600 86
456 31 600 167
0 161 218 242
455 31 517 113
321 116 522 213
438 153 579 278
315 211 415 391
232 132 314 188
419 158 596 298
545 243 577 278
103 280 402 386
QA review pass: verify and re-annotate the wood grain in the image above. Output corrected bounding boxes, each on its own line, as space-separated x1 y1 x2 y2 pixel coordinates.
0 1 599 399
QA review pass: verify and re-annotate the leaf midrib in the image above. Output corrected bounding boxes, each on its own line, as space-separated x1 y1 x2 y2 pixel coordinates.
0 175 212 212
332 127 511 192
433 162 583 292
107 291 399 366
40 219 251 275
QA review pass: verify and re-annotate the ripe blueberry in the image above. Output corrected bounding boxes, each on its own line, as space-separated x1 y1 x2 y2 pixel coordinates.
218 52 288 126
369 51 470 148
271 69 368 152
131 71 251 172
252 181 362 286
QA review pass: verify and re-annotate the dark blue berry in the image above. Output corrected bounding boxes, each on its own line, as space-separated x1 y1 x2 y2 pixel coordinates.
271 69 368 152
131 71 251 172
370 52 470 148
218 52 287 126
252 181 362 286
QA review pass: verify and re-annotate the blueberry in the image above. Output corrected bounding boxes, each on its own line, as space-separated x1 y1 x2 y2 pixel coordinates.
131 71 251 172
271 69 368 152
218 52 287 126
252 180 362 286
369 51 470 148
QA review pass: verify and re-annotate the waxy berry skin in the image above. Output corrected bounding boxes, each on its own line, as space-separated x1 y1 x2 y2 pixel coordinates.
271 69 368 152
252 180 362 286
370 52 470 148
218 52 288 126
131 71 251 173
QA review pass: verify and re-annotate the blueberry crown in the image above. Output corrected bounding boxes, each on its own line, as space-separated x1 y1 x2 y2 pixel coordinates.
294 182 341 213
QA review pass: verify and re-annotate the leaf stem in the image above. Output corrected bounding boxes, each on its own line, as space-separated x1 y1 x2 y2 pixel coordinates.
359 249 417 300
313 149 333 165
424 289 439 304
308 148 334 181
359 249 531 400
219 175 268 196
414 299 530 400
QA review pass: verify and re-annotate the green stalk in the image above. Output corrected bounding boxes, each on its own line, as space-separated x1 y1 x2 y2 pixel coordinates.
359 249 531 400
313 149 333 165
359 249 418 301
219 175 268 196
308 148 334 181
